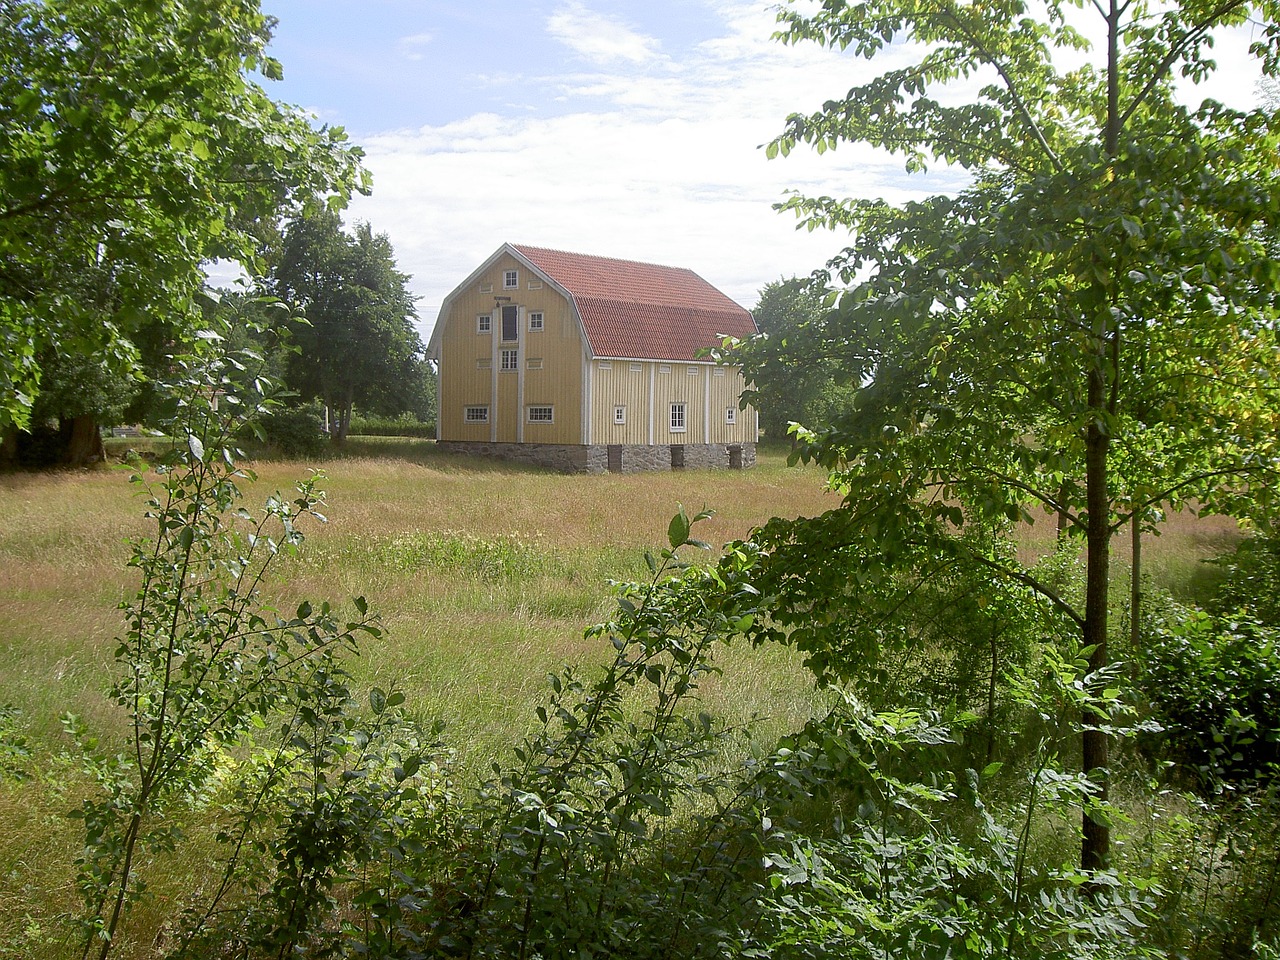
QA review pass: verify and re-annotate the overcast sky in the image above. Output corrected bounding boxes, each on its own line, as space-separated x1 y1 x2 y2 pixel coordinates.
255 0 1265 340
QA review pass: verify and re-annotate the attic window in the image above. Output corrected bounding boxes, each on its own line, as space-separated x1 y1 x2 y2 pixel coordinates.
477 313 491 334
529 312 544 331
504 269 518 289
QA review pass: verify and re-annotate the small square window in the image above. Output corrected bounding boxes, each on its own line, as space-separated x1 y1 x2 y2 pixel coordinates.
501 349 518 371
614 405 626 424
529 312 544 331
477 313 491 334
504 269 518 289
527 405 554 423
670 402 686 432
725 407 737 425
465 406 489 423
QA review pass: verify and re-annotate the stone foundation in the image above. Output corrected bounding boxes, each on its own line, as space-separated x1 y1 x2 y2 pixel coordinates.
435 441 756 475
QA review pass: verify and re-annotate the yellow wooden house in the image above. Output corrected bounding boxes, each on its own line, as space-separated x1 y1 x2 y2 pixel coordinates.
428 244 759 472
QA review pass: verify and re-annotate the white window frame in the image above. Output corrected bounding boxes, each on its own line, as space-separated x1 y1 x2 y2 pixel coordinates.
597 360 612 370
614 405 626 425
725 406 737 425
529 311 544 331
527 405 554 423
464 406 489 423
670 402 687 433
629 362 643 373
504 269 518 289
687 366 699 377
477 313 491 334
500 349 518 371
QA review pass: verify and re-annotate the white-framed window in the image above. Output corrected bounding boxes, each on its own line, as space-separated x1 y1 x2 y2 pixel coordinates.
477 358 491 369
725 407 737 425
658 364 671 375
526 357 543 370
597 360 612 370
527 405 554 423
713 367 727 378
529 311 544 331
504 269 518 289
670 402 686 432
630 362 643 373
465 406 489 423
477 313 491 334
501 349 518 371
687 366 699 377
501 304 518 341
614 405 626 424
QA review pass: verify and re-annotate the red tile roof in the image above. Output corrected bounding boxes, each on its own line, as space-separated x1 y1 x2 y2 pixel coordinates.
512 245 756 362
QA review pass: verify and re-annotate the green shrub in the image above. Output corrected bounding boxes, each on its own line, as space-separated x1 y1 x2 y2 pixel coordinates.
1140 605 1280 790
259 401 328 458
348 412 435 438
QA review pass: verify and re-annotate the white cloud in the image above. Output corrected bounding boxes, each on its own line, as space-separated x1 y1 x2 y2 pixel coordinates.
397 32 433 61
546 2 665 67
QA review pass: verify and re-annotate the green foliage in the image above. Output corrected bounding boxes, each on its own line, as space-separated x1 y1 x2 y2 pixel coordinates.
268 210 426 442
1141 605 1280 790
258 401 328 459
348 412 436 439
739 0 1280 875
739 278 856 442
65 333 385 958
0 0 367 434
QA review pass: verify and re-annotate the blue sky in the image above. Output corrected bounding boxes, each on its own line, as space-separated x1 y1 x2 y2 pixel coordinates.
252 1 1263 340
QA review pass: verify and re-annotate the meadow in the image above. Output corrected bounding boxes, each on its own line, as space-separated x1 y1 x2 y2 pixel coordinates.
0 440 1247 956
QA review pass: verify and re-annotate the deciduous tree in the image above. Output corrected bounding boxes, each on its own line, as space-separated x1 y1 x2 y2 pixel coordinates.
737 0 1280 873
270 210 426 443
0 0 367 459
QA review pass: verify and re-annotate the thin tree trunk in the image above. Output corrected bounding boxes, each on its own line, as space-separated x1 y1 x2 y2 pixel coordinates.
1082 367 1111 873
1130 514 1142 655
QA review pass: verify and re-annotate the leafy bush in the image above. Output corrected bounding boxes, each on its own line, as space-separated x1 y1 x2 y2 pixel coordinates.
1140 605 1280 789
258 401 328 458
349 412 435 438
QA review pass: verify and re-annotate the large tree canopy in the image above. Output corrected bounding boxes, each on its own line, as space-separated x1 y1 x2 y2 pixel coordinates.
270 210 425 443
735 0 1280 873
0 0 368 438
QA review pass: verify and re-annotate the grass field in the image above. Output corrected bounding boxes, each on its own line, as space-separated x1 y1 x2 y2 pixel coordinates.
0 439 1246 956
